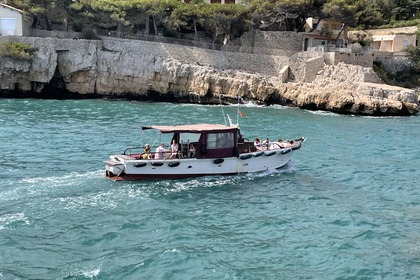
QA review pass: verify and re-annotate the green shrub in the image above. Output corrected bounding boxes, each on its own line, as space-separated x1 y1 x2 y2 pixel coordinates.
81 27 100 40
373 60 420 88
405 45 420 71
0 41 35 60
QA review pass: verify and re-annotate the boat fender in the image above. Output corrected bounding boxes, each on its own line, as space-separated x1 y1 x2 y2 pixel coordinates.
213 158 224 164
292 144 301 151
168 161 180 167
134 162 147 168
239 154 252 160
253 151 264 157
265 151 276 157
281 148 291 154
151 162 164 167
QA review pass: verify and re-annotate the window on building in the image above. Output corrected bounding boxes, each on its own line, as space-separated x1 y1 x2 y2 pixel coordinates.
0 18 16 35
210 0 222 3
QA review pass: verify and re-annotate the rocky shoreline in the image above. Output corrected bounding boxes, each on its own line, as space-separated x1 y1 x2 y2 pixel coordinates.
0 36 418 116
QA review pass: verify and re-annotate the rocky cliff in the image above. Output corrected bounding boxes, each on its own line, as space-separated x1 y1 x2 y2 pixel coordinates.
0 36 418 116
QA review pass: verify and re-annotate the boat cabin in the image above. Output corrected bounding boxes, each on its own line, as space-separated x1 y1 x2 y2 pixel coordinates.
142 124 243 159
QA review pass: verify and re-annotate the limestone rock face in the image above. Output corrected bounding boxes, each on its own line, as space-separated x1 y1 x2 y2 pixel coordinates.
0 36 418 116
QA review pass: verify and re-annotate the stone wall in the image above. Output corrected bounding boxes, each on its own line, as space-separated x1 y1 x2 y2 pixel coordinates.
237 30 303 56
324 52 374 67
374 52 414 74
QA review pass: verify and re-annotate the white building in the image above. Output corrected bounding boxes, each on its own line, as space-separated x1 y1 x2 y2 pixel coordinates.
0 3 24 36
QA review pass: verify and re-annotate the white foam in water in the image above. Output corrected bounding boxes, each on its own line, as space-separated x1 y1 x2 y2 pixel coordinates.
304 109 340 116
0 212 30 231
22 170 103 185
82 267 101 279
64 265 101 279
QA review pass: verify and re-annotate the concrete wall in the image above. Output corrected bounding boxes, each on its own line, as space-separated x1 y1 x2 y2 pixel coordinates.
304 56 324 82
349 26 418 37
324 52 374 67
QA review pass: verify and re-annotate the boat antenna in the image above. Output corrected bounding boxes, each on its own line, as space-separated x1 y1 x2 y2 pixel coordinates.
219 95 227 126
236 94 241 126
227 114 233 127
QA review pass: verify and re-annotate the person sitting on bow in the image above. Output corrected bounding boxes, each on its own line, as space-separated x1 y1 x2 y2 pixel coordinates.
254 137 262 151
263 138 271 150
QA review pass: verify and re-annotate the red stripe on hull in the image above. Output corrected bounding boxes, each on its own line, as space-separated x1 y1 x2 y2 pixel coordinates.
104 159 291 181
105 172 240 181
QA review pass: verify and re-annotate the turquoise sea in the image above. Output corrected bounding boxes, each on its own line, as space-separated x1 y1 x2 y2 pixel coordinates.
0 98 419 279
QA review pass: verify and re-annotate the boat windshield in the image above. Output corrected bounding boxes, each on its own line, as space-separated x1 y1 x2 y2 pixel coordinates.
179 133 200 144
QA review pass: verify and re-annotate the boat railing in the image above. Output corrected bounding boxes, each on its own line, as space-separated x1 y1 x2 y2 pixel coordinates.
123 146 144 156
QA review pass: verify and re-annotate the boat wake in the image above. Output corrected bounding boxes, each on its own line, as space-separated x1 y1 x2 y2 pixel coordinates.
22 170 104 186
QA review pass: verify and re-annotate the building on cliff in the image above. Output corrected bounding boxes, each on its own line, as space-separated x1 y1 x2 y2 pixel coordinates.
348 26 418 53
0 3 25 36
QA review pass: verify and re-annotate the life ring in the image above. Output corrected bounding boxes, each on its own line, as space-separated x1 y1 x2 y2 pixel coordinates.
281 148 291 154
151 162 164 166
292 144 301 151
265 151 276 156
134 162 147 168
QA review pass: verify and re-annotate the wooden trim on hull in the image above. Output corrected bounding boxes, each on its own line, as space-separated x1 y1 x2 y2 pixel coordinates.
105 172 240 181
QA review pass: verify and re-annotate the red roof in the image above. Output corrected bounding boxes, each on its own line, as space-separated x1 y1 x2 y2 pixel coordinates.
141 124 238 133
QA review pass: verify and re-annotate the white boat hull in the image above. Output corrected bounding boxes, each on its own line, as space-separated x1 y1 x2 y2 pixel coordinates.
105 148 294 181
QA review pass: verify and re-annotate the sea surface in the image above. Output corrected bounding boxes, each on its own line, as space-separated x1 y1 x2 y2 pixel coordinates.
0 98 419 280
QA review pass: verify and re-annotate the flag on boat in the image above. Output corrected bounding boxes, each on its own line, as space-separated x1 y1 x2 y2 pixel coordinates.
239 111 247 117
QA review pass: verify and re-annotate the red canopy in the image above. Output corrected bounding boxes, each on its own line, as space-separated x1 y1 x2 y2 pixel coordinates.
141 124 239 134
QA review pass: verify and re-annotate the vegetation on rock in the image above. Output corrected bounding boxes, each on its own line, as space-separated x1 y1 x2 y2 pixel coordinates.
0 41 35 60
4 0 420 87
6 0 420 42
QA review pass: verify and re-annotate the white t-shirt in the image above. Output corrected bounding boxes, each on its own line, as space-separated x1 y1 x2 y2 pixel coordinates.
155 145 166 159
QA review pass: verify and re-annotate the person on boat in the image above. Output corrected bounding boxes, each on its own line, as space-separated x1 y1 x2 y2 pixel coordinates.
277 139 291 148
188 144 196 158
170 140 179 158
142 144 152 159
262 138 271 150
155 143 166 160
254 137 262 151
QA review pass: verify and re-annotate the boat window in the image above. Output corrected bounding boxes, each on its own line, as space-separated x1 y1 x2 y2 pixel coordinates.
179 133 200 144
207 132 235 149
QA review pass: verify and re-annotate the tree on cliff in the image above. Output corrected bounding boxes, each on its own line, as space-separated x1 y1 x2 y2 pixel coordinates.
197 4 252 45
169 0 207 38
5 0 420 41
392 0 420 21
406 45 420 72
